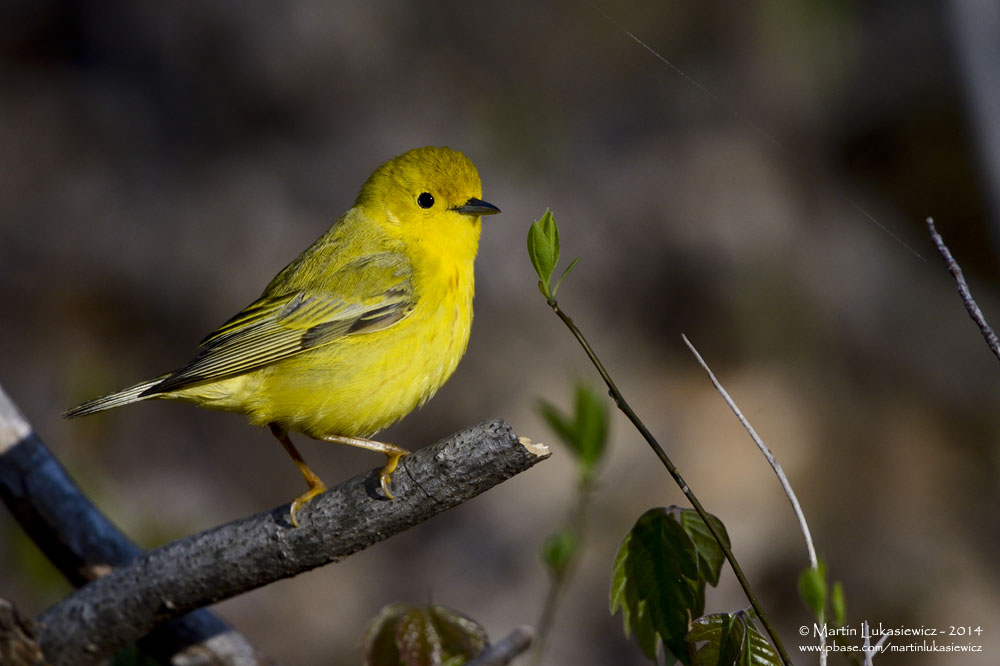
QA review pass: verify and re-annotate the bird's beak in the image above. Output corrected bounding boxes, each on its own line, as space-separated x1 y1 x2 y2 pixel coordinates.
453 198 501 216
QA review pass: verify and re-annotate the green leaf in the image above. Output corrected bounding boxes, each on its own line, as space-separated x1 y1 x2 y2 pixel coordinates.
717 614 751 666
537 383 609 482
362 604 488 666
830 581 846 626
541 527 577 579
688 612 781 666
537 400 576 453
798 563 827 620
527 209 560 301
674 507 730 588
610 508 703 664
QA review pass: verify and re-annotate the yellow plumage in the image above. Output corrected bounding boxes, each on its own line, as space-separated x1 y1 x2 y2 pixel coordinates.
65 146 500 525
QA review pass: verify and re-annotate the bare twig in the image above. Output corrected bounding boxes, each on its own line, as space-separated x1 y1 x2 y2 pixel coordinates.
0 383 275 666
682 335 823 664
861 621 891 665
926 217 1000 361
682 336 817 567
32 418 547 666
467 626 535 666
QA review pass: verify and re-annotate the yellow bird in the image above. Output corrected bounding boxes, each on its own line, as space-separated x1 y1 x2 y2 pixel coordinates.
65 146 500 526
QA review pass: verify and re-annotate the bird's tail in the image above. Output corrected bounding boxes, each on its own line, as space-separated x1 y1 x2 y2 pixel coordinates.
63 378 164 418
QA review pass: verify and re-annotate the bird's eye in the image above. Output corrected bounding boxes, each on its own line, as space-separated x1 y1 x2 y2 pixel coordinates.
417 192 435 209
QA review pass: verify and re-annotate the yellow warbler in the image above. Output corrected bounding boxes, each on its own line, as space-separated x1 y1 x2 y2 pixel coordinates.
65 146 500 526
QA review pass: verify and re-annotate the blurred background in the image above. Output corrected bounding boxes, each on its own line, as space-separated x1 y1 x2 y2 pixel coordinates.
2 1 999 664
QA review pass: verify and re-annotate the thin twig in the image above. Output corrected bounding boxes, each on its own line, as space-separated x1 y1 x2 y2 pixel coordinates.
682 335 824 664
530 476 595 666
532 569 562 665
546 300 792 666
681 336 817 567
466 626 535 666
861 621 891 666
926 217 1000 361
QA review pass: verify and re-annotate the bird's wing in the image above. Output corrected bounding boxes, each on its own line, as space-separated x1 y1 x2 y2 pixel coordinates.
145 251 414 395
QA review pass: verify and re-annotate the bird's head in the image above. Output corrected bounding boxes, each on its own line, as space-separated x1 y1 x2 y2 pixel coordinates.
355 146 500 253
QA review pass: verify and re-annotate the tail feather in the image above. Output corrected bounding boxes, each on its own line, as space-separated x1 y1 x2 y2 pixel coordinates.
63 378 164 418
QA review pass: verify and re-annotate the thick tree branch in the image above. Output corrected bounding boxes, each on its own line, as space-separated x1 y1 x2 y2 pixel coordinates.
34 418 548 666
0 384 276 666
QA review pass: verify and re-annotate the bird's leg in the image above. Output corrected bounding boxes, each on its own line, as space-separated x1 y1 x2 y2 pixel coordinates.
318 434 410 499
269 423 327 527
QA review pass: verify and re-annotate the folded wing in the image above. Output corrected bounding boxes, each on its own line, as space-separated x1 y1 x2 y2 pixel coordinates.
144 251 414 395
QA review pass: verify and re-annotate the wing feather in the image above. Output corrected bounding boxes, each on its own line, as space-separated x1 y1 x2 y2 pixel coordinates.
145 251 414 395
